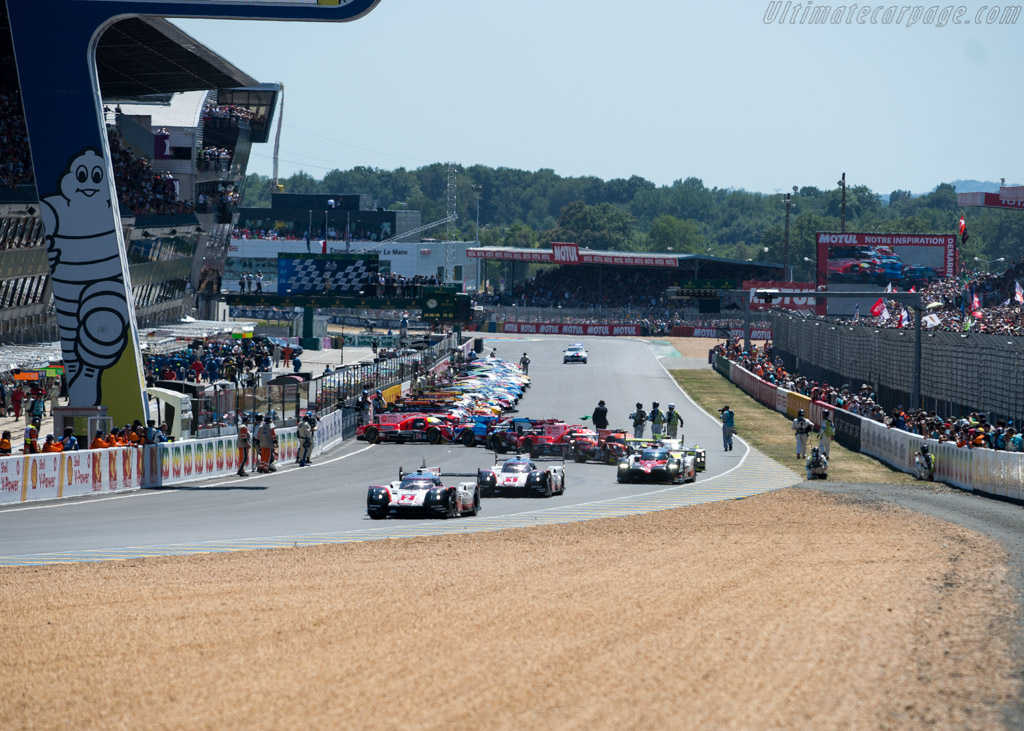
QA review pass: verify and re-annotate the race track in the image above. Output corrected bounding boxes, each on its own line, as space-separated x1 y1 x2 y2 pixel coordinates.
0 335 800 565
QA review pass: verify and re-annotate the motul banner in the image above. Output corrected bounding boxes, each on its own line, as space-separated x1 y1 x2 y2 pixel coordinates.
468 247 679 268
671 326 773 339
501 322 641 336
741 280 820 314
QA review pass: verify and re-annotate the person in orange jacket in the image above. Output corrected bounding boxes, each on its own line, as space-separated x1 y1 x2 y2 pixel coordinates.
0 430 11 455
90 431 110 449
40 434 63 453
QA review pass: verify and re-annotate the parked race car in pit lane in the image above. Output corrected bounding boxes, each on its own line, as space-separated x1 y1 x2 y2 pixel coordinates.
567 428 631 464
476 455 566 498
357 414 455 445
616 445 695 484
367 466 480 519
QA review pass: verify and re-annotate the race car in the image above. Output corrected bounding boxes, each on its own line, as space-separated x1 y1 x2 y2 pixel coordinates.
358 414 455 445
476 455 565 498
563 343 588 364
519 423 596 458
657 438 707 472
568 429 630 464
616 445 695 484
367 466 480 519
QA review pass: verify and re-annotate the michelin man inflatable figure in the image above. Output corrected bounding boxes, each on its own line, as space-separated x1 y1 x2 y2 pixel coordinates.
41 148 130 407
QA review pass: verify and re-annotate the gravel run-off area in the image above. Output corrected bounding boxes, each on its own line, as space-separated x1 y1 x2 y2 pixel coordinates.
1 488 1020 729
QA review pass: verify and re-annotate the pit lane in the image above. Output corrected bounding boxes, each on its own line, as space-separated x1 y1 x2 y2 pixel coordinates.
0 334 800 564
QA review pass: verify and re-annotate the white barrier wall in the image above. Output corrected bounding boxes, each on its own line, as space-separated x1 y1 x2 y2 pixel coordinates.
0 446 156 505
714 353 1024 500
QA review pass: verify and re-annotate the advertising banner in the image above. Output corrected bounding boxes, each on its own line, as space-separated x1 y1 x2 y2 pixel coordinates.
860 419 918 473
815 231 956 291
786 392 810 419
742 280 820 315
831 409 863 452
500 322 641 336
671 326 774 339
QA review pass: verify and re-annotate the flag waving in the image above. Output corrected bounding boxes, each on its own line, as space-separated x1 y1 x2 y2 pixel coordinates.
1016 281 1024 305
959 215 969 244
870 297 885 317
972 293 981 313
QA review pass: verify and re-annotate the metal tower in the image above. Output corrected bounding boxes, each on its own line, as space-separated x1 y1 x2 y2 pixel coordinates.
445 162 458 283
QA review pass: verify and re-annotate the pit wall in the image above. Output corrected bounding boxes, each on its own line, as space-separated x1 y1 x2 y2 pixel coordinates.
713 354 1024 501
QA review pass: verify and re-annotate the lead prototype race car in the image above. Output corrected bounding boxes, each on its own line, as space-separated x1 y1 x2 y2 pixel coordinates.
476 455 566 498
617 445 695 484
367 466 480 519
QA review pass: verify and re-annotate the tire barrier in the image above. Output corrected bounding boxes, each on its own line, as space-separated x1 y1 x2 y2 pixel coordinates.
713 353 1024 500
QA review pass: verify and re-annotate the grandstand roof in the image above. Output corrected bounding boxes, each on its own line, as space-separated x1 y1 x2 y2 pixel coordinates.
466 245 783 276
97 17 259 98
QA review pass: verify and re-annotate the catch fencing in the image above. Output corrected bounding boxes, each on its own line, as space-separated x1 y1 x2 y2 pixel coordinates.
769 312 1024 425
714 353 1024 501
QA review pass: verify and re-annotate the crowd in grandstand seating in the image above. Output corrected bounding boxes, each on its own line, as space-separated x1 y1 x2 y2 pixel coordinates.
856 258 1024 335
108 128 194 216
0 89 34 190
478 266 680 309
197 188 241 213
197 145 232 170
202 103 264 126
232 226 392 242
715 339 1023 451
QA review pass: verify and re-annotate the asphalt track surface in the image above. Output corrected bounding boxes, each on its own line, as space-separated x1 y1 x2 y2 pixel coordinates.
0 334 800 564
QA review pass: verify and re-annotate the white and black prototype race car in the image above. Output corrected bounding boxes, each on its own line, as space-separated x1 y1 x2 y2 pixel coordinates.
367 466 480 519
563 343 588 364
476 455 565 498
616 445 695 484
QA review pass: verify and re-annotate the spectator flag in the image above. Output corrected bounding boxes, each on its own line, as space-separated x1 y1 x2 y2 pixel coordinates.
854 303 860 321
1016 281 1024 305
964 317 974 331
972 293 981 312
884 282 893 293
922 313 942 329
959 215 969 244
869 297 885 317
898 308 910 329
908 285 916 293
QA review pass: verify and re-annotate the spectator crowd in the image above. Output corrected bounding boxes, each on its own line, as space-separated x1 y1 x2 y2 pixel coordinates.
715 339 1023 452
0 88 33 190
108 128 194 216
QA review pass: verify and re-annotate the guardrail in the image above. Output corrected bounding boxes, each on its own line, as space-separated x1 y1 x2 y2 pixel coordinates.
712 353 1024 502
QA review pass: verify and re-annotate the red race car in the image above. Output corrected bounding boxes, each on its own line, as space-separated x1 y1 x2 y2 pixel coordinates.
357 413 456 445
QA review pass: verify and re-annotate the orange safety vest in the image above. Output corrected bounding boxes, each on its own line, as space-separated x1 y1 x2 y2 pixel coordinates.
90 437 109 450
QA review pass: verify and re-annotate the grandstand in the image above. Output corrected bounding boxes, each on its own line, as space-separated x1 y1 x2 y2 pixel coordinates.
0 8 277 342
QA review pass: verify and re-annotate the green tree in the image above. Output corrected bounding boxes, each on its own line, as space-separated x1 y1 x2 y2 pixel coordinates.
648 215 703 253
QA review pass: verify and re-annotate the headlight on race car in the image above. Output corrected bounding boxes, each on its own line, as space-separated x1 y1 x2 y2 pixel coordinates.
667 461 680 472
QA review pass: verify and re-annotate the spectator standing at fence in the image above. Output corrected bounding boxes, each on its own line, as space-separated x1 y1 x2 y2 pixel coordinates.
90 430 109 450
237 417 251 476
592 400 609 430
719 405 734 451
792 409 812 459
630 403 647 439
818 410 835 459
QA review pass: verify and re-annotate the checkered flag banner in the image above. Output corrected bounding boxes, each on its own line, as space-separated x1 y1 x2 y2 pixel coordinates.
277 254 378 295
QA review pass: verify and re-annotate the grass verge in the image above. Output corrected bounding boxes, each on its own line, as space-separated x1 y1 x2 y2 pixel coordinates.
673 369 918 485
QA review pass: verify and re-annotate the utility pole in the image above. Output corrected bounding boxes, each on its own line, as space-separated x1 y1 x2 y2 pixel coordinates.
838 172 847 232
783 193 792 282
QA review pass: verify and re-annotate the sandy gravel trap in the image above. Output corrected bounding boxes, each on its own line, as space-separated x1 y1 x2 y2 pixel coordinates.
1 489 1020 729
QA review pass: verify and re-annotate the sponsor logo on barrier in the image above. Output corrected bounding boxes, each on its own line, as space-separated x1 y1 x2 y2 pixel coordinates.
184 444 194 476
206 442 215 473
92 452 102 491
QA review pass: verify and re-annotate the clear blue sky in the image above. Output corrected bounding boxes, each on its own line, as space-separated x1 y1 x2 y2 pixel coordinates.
175 0 1024 195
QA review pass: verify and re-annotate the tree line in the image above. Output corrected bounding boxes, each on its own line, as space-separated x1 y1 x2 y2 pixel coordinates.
241 165 1024 282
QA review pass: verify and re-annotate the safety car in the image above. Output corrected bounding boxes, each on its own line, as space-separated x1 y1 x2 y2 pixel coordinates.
367 466 480 519
563 343 588 364
476 455 565 498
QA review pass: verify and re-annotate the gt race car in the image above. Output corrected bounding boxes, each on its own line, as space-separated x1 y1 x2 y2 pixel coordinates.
563 343 588 364
616 446 695 484
476 455 566 498
367 466 480 519
358 414 455 445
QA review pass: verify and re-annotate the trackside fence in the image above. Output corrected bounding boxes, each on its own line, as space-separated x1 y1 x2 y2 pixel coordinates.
713 353 1024 501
